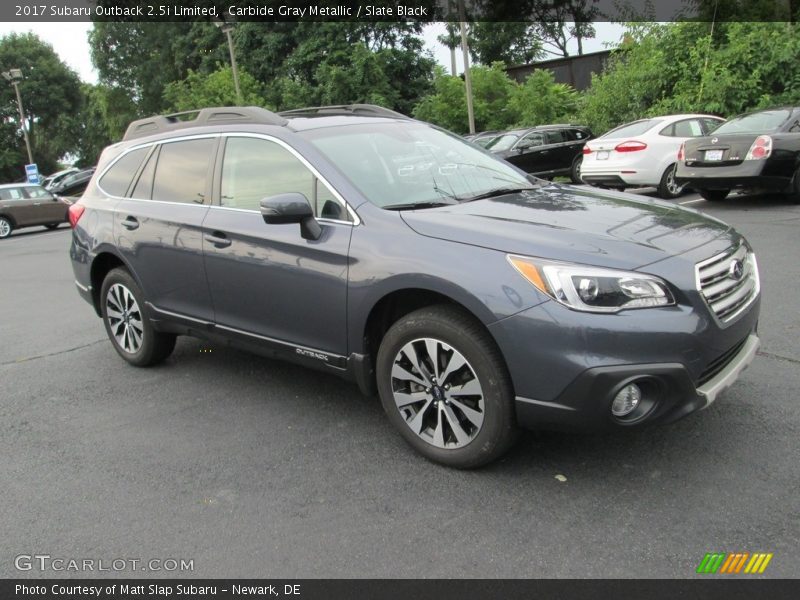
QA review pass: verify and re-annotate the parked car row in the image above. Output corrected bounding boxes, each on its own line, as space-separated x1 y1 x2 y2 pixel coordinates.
474 106 800 204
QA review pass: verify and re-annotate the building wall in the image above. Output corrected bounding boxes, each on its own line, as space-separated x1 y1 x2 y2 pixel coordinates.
505 50 613 91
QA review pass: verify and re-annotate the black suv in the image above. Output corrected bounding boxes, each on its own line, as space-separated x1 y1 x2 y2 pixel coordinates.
485 124 592 183
69 105 760 468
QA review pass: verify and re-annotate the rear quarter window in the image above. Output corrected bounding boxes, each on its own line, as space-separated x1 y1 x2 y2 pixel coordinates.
99 147 148 197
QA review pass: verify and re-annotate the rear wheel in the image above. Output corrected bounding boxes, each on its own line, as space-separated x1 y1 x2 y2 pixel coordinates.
790 168 800 204
657 163 686 199
376 305 517 468
100 267 176 367
699 189 730 202
0 216 12 239
570 156 583 184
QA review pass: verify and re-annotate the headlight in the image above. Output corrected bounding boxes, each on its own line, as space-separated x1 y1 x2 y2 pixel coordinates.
508 255 675 313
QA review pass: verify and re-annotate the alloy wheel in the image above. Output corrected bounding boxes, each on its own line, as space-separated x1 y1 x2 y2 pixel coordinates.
666 165 685 196
390 337 485 449
0 219 11 238
106 283 144 354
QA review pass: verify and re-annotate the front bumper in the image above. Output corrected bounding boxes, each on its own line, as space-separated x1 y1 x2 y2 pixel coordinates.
487 282 761 432
512 334 759 431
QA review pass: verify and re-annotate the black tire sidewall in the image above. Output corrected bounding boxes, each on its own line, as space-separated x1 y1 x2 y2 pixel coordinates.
100 268 164 367
376 306 516 468
699 189 730 202
0 217 12 239
658 163 683 199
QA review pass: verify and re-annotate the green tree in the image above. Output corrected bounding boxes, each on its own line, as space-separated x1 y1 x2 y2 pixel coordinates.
578 22 800 134
0 33 82 179
163 66 266 112
508 69 578 126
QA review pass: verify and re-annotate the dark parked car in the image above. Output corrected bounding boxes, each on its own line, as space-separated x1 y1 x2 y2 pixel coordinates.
0 183 69 239
41 167 79 190
69 105 760 468
50 167 95 198
676 107 800 202
486 124 592 183
464 130 502 148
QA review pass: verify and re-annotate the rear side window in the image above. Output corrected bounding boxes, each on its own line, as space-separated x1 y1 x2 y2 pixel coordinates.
546 130 568 144
604 119 661 138
0 188 24 200
151 138 215 204
99 148 148 197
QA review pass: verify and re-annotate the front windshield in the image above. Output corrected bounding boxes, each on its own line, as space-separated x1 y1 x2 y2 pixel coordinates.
713 109 792 134
484 132 522 151
305 122 533 208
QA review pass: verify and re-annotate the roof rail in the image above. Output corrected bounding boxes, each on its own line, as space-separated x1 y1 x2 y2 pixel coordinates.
278 104 410 120
122 106 288 141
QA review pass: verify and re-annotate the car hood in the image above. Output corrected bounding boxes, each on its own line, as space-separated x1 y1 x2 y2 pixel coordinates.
400 184 736 270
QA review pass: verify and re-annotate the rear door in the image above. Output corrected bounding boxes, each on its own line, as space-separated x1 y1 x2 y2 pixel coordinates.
109 137 217 322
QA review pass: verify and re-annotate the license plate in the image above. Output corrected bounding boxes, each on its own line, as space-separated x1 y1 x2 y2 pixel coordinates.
705 149 724 161
596 150 610 160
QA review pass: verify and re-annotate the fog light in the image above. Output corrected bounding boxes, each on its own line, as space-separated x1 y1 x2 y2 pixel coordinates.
612 383 641 417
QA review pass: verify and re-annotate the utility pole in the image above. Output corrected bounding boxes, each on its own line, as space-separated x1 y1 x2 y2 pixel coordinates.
458 0 475 134
214 19 242 105
3 69 33 164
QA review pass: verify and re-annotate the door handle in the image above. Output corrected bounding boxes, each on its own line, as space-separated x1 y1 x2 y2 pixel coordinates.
204 231 232 248
121 216 139 230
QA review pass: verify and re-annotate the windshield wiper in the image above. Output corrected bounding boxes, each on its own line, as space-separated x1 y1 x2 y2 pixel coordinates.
461 186 534 202
383 201 456 211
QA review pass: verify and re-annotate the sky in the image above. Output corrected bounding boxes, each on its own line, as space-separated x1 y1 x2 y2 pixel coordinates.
0 21 626 85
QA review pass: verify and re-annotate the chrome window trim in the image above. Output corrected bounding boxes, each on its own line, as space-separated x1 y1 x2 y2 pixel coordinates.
96 132 360 226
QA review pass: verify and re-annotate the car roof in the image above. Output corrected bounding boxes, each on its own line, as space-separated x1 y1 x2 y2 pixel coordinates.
0 183 44 190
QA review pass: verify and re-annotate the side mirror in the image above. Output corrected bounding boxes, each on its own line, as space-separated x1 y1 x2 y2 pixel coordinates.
259 193 321 241
516 143 531 152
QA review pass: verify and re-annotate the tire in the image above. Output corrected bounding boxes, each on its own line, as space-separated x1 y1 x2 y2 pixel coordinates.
0 216 12 239
790 168 800 204
570 156 583 184
100 267 176 367
45 223 60 230
657 163 686 199
699 189 730 202
375 305 517 468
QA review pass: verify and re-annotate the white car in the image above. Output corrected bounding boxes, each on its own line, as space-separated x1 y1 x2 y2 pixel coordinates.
580 114 725 198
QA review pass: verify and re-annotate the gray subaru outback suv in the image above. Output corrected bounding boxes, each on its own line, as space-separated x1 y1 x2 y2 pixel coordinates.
69 105 761 467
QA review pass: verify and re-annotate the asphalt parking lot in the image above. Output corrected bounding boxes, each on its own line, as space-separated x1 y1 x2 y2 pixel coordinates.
1 189 798 579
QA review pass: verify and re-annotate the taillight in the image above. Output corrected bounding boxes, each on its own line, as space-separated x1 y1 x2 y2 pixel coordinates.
582 145 592 155
68 203 85 228
615 141 648 152
677 142 685 161
745 135 772 160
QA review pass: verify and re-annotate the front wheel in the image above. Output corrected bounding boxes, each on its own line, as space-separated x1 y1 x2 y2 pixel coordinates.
375 305 517 468
790 168 800 204
45 223 60 230
100 267 176 367
699 189 730 202
657 163 686 199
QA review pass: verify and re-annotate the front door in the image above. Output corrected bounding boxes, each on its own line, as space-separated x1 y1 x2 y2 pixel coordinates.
202 135 353 355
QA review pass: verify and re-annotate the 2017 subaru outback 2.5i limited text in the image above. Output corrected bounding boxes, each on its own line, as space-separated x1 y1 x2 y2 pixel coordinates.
69 105 761 468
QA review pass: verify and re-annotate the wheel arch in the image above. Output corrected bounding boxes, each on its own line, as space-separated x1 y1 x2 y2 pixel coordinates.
0 212 17 227
89 249 142 316
354 277 500 371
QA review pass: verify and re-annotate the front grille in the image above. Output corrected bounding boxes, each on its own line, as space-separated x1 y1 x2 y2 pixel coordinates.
696 243 759 323
697 336 748 386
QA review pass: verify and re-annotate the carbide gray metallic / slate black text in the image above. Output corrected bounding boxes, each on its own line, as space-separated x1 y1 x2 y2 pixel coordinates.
68 104 761 468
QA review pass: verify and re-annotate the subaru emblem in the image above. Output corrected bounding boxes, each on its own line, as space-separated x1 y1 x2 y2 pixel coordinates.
711 137 718 144
729 259 745 281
